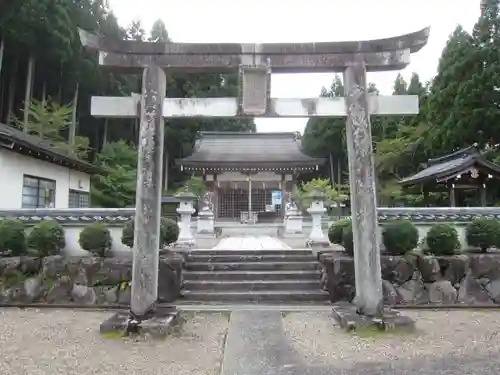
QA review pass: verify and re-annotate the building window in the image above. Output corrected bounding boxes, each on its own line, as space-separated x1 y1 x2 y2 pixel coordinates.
22 175 56 208
69 190 90 208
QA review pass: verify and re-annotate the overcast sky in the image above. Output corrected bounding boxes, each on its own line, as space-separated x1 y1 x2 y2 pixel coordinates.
108 0 480 133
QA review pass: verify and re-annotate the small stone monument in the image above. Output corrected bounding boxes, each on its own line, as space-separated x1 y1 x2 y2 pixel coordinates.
306 189 329 248
197 193 215 237
284 200 303 236
174 189 196 248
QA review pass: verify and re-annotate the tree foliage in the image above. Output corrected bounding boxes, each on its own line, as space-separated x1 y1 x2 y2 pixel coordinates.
0 2 255 205
90 141 138 208
294 178 348 213
302 2 500 207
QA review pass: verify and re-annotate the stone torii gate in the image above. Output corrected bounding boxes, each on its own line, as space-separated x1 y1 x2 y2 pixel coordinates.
80 27 429 333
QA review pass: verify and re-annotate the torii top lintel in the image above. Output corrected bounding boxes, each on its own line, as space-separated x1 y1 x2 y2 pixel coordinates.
78 27 430 73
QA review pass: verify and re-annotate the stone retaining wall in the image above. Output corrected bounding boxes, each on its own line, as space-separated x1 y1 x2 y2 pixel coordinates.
320 252 500 305
0 252 184 305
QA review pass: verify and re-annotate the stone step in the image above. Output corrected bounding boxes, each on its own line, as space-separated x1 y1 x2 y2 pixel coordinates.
183 270 321 281
188 249 312 256
184 279 320 291
185 261 320 272
181 290 330 303
187 254 316 263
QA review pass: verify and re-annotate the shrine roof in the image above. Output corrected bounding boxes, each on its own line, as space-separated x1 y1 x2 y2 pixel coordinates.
0 123 98 174
176 131 325 171
400 145 500 186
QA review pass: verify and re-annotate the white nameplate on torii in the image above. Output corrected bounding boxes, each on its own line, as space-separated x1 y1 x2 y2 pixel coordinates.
91 96 418 118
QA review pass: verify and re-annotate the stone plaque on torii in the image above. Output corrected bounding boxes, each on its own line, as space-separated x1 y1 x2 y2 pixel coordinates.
80 26 430 334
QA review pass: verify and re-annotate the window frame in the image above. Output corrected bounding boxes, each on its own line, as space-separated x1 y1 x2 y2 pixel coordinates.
22 175 56 209
68 189 90 208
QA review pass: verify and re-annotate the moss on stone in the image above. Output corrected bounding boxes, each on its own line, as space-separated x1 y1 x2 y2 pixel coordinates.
42 276 56 291
91 274 109 287
1 270 27 289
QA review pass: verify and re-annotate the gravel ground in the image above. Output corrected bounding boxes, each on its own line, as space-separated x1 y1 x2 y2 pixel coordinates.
282 310 500 369
0 309 229 375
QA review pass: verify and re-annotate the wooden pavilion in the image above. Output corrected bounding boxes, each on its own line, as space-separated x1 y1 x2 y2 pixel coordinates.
176 131 325 222
399 145 500 207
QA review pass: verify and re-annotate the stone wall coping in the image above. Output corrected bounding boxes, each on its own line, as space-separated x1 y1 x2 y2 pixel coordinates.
0 207 500 224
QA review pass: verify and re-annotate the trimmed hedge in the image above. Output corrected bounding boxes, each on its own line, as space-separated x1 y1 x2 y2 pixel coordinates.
328 219 351 245
426 223 459 256
382 220 419 256
121 217 179 248
466 218 500 252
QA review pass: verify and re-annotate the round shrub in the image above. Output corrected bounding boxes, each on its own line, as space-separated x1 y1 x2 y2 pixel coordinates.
341 223 354 256
466 218 500 252
328 219 351 245
0 219 27 256
121 218 179 248
426 224 459 256
162 218 180 246
79 222 112 257
27 220 65 256
121 220 135 248
382 220 419 256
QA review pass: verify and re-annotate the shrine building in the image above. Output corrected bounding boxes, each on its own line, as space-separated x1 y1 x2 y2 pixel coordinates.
400 145 500 207
176 132 325 222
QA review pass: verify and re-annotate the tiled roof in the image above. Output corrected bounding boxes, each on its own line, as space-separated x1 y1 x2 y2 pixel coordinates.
176 132 325 170
0 123 98 174
400 146 500 186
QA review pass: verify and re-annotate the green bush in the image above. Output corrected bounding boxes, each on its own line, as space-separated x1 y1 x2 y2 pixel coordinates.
79 222 112 257
121 217 179 248
341 223 354 256
426 224 459 256
162 217 180 245
382 220 419 255
121 220 135 248
27 220 65 256
328 219 351 245
466 218 500 252
0 219 27 256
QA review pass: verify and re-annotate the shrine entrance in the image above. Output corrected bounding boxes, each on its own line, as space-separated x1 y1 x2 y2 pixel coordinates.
217 182 283 222
81 25 429 318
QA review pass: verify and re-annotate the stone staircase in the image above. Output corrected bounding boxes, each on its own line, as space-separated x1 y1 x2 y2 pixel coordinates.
180 248 330 304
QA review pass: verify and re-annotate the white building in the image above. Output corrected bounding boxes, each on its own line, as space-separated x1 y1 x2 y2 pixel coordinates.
0 123 97 209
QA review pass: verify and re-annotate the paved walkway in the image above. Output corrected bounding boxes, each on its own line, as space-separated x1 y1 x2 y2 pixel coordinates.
212 236 291 250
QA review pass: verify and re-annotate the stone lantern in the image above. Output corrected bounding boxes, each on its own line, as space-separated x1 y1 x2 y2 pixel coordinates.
306 189 329 247
174 190 197 247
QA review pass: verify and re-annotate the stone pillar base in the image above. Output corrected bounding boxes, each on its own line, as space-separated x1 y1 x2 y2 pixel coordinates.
331 301 415 332
100 307 180 339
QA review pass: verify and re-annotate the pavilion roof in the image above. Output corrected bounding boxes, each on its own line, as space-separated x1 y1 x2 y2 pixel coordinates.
400 145 500 186
176 131 325 172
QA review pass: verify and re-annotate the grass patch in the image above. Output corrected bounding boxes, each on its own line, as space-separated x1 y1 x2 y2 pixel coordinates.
101 330 126 340
350 326 417 339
